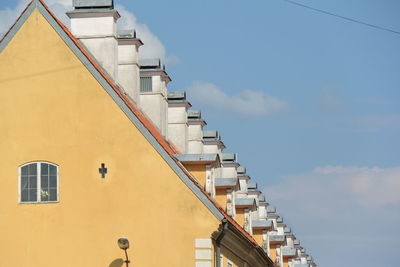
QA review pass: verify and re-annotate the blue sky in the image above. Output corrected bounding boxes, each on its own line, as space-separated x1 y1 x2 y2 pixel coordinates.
1 0 399 266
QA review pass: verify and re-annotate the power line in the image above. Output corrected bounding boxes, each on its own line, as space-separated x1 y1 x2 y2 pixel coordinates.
279 0 400 35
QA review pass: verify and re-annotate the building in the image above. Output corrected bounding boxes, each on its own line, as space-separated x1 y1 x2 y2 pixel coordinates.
0 0 317 266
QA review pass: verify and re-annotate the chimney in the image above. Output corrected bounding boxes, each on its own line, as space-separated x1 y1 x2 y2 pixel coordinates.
167 91 191 153
220 153 238 178
67 0 120 79
187 110 206 154
202 130 225 154
139 59 171 137
117 30 143 104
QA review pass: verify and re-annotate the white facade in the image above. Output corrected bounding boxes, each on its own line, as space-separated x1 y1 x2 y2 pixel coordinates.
117 33 142 104
67 11 120 80
167 93 191 153
188 123 204 153
140 75 169 137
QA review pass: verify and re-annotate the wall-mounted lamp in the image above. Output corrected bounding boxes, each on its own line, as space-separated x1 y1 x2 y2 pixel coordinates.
118 237 130 267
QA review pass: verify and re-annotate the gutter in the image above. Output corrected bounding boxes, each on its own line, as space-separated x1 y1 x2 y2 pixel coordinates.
215 218 228 267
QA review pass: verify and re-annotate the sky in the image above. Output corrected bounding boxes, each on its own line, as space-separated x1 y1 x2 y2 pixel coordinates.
1 0 400 266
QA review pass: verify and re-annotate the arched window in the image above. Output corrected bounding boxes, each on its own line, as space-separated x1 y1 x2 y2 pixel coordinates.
19 162 59 203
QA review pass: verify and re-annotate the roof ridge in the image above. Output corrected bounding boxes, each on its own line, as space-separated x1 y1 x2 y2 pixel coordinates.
0 0 34 44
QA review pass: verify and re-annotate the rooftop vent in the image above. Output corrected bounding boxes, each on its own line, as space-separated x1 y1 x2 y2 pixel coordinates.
167 91 186 101
117 29 137 39
73 0 114 9
237 165 246 174
221 153 236 162
203 130 219 140
188 110 201 119
267 206 276 213
140 58 162 69
247 181 257 189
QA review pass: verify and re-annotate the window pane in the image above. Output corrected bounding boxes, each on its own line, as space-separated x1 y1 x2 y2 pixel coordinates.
41 189 49 202
20 162 58 203
29 176 37 189
49 175 57 187
41 175 49 188
140 77 152 92
49 189 57 201
28 163 37 175
21 176 29 190
21 166 28 175
29 188 37 202
21 189 29 202
41 163 48 175
49 165 57 175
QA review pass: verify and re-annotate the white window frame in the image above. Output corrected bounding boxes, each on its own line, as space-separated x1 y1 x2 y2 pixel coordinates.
18 161 59 204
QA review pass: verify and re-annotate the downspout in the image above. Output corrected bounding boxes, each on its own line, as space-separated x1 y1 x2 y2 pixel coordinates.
215 218 228 267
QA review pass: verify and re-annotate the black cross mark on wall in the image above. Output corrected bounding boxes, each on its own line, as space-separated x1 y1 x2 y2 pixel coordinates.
99 163 107 178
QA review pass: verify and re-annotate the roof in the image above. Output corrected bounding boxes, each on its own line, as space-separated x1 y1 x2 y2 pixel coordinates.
0 1 270 262
252 219 273 229
282 248 297 257
214 178 238 188
235 198 256 208
269 235 285 242
174 153 218 164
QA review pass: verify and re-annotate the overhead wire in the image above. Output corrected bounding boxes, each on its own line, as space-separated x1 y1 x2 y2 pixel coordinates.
278 0 400 35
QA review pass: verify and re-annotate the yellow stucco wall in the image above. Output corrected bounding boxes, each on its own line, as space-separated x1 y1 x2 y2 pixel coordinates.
269 244 277 263
235 208 245 227
215 189 227 211
0 9 221 267
184 164 206 187
253 229 264 247
283 258 289 267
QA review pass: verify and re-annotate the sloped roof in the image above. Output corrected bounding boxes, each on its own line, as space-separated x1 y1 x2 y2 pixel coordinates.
0 0 271 263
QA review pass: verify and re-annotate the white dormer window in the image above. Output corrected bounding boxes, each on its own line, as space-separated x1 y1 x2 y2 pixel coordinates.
19 162 59 203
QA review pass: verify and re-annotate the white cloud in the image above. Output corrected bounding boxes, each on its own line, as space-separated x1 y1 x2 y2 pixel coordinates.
265 165 400 267
0 1 170 62
116 4 167 61
187 81 288 117
269 166 400 209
